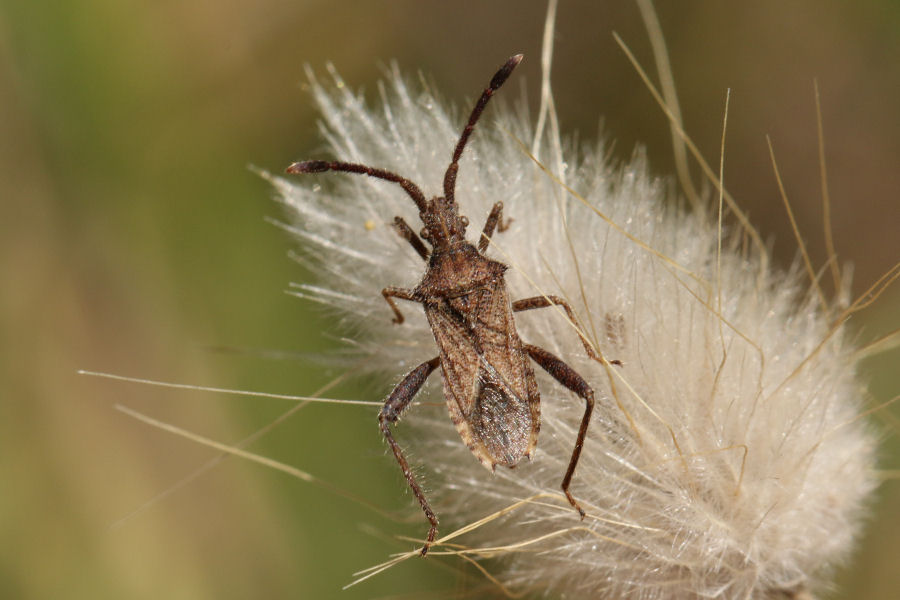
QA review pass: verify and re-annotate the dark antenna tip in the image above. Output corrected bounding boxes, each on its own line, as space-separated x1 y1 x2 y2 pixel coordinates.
286 160 329 174
489 54 524 91
442 53 523 204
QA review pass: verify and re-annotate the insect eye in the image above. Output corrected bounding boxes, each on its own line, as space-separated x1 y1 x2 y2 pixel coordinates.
420 228 430 240
459 216 469 227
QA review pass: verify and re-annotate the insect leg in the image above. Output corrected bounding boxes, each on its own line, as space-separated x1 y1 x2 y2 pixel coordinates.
382 287 419 324
477 202 512 253
378 356 442 555
513 296 621 366
392 216 430 260
523 343 593 518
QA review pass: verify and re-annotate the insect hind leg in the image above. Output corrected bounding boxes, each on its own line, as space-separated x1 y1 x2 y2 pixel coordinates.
522 343 594 518
378 356 441 555
513 295 621 366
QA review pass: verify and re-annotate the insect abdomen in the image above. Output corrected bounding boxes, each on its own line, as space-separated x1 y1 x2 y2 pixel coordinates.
469 373 534 466
428 279 540 470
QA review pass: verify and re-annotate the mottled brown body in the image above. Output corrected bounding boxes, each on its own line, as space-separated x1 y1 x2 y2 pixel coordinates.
288 55 606 555
423 246 540 469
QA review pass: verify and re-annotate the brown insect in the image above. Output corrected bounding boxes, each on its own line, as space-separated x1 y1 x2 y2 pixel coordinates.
287 54 608 555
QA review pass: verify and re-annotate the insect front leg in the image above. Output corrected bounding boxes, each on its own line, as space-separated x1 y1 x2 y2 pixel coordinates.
513 295 621 366
392 216 430 261
523 343 594 518
378 356 441 555
382 287 419 324
477 201 512 254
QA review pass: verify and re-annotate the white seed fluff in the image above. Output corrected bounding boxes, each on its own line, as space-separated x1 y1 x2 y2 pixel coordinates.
270 64 877 599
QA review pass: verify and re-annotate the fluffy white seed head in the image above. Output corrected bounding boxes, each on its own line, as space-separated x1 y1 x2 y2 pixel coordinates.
270 64 877 599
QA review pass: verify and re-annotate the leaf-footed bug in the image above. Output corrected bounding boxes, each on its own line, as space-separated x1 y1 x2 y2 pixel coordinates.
287 54 614 555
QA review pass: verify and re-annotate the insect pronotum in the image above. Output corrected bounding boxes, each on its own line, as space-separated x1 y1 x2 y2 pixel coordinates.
288 54 610 555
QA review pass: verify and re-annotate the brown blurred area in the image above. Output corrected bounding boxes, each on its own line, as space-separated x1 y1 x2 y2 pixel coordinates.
1 1 897 598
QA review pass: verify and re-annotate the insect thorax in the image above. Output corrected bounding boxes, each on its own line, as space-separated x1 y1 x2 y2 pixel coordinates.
420 242 507 298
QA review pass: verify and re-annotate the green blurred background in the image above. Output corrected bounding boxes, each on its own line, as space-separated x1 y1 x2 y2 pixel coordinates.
2 0 897 598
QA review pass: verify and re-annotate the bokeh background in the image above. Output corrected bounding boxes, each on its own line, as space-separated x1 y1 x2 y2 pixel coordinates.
2 0 898 598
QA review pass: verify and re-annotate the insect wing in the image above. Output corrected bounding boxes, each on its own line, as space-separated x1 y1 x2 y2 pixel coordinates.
426 283 539 469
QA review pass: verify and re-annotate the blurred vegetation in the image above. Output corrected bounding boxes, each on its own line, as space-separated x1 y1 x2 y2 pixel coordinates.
1 0 897 598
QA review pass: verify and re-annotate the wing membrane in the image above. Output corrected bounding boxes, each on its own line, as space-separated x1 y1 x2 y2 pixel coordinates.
425 282 539 468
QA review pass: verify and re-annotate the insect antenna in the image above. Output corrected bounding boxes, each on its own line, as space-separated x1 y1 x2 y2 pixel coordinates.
442 54 524 204
286 160 428 213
